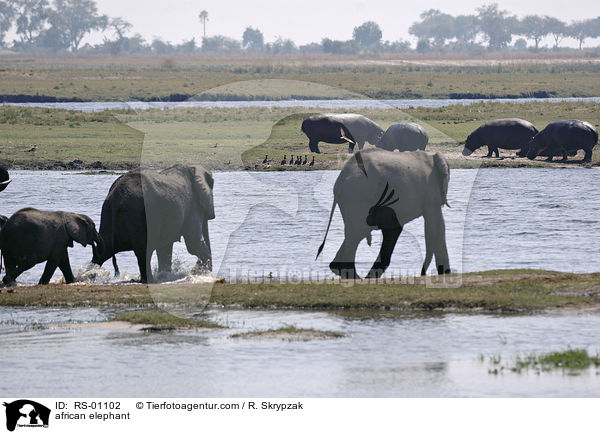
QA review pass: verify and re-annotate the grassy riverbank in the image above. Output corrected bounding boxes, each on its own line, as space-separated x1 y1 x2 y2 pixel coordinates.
1 53 600 101
1 270 600 313
1 101 599 170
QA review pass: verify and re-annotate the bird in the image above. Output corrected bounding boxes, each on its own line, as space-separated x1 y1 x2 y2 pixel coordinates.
309 156 315 167
295 156 302 165
302 155 308 165
26 145 38 153
262 155 269 164
280 154 287 165
289 155 294 165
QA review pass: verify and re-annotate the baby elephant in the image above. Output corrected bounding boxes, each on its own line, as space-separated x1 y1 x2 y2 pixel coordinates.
0 208 102 286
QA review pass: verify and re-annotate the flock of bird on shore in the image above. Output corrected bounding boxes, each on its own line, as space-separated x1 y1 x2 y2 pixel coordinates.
259 154 315 169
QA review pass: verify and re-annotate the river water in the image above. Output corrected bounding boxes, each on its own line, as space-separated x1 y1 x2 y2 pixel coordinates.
1 168 599 284
3 97 600 112
1 168 600 397
0 307 598 397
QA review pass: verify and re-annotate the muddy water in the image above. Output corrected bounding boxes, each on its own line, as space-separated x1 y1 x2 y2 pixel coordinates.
0 168 599 284
0 307 598 397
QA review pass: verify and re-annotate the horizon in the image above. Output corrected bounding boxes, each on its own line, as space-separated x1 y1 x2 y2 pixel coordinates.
3 0 600 50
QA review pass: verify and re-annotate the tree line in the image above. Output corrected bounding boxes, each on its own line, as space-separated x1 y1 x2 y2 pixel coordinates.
0 1 599 55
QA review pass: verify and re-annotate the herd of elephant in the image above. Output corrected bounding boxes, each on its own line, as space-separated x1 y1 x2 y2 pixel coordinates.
302 114 599 162
0 112 597 286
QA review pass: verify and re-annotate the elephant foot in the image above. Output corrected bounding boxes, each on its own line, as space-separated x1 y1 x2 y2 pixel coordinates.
437 265 451 275
366 262 389 279
2 277 16 287
329 262 359 279
192 259 212 275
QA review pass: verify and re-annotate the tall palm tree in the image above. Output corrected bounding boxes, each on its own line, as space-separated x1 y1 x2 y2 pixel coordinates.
199 10 208 38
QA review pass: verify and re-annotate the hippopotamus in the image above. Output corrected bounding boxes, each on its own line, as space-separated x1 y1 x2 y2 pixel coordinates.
527 120 598 162
377 122 429 151
461 118 539 158
301 113 384 153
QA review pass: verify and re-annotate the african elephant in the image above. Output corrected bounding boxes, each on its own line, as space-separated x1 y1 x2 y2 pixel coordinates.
0 166 11 192
301 113 384 153
0 208 102 285
377 122 428 151
316 149 450 279
527 120 598 162
461 119 539 158
92 164 215 283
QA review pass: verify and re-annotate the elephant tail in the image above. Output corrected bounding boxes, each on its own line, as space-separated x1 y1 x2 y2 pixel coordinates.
433 152 450 207
315 199 337 260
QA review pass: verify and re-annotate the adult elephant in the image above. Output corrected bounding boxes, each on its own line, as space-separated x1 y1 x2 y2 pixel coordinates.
527 120 598 162
0 166 11 192
461 118 539 158
301 113 384 154
0 208 102 285
316 149 450 279
377 122 428 151
92 164 214 283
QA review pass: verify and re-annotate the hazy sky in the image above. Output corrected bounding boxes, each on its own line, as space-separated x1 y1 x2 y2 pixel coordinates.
86 0 600 47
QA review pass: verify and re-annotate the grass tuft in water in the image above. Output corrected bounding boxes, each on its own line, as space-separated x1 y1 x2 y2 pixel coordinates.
112 310 223 331
231 325 345 341
483 349 600 375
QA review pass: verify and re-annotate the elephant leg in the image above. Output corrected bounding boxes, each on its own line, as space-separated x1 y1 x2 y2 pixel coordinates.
156 244 173 273
583 147 592 162
58 252 75 284
424 208 450 275
561 149 569 162
486 146 493 158
348 142 355 153
330 229 363 279
366 227 403 279
112 255 120 277
2 258 31 286
309 139 320 154
420 229 434 276
494 147 500 158
39 258 60 285
357 141 365 151
134 249 152 283
545 149 554 162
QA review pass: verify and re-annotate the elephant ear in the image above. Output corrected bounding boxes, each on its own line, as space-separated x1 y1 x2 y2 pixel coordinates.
189 165 215 220
65 214 93 247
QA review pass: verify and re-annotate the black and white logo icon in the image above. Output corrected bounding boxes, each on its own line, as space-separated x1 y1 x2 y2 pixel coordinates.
3 400 50 432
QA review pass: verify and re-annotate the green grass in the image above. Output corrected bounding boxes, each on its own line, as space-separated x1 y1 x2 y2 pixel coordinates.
230 325 345 340
2 53 600 101
484 349 600 375
111 310 223 330
2 270 600 313
1 102 599 170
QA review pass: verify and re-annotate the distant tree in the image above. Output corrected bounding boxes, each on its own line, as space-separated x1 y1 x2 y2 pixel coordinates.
545 17 567 49
513 38 527 50
0 0 15 47
409 9 455 47
476 3 517 50
518 15 553 50
45 0 108 51
321 37 357 54
352 21 382 49
36 25 69 52
14 0 49 47
269 36 296 54
567 19 596 50
242 26 264 51
104 17 132 55
178 38 196 53
416 38 430 53
199 10 208 38
201 35 241 53
453 14 478 44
